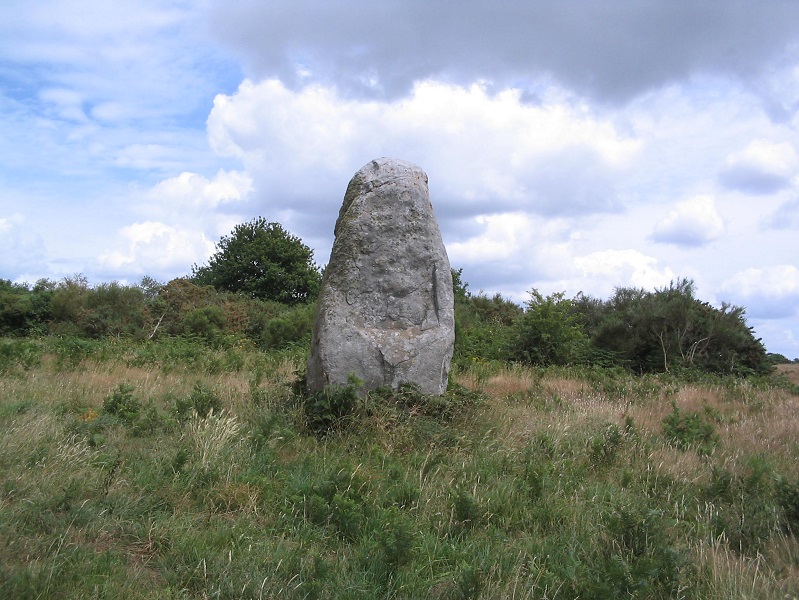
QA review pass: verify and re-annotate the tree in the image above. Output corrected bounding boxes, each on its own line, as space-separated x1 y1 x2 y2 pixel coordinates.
510 290 589 366
575 279 771 376
191 217 322 304
0 279 33 335
450 269 524 363
451 268 471 303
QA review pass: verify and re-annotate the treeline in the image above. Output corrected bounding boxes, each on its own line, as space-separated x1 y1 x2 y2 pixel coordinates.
0 270 775 377
0 276 316 352
0 218 324 352
454 272 775 377
0 216 778 377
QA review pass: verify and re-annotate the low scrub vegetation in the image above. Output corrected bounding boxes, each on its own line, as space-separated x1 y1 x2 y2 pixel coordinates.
453 273 775 377
1 337 798 598
2 266 781 378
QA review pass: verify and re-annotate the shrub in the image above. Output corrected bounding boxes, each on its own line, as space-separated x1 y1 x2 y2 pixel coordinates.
102 384 140 422
455 563 484 599
0 338 41 373
302 374 363 434
180 306 226 345
703 456 780 555
593 503 685 597
49 277 147 339
451 486 482 529
576 279 771 376
588 422 626 466
365 382 481 430
510 290 589 366
85 282 147 338
776 476 799 534
371 508 415 579
293 465 371 540
0 279 39 335
191 217 321 304
453 290 521 364
661 401 719 455
174 383 223 421
50 336 98 370
256 302 316 349
130 402 162 437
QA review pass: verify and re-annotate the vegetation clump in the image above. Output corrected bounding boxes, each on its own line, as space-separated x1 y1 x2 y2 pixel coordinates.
661 401 720 455
191 216 322 304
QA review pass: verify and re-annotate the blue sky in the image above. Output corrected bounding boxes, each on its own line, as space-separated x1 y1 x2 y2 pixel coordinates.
2 0 799 358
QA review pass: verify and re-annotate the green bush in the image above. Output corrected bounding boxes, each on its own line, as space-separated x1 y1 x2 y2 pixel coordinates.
102 383 140 422
191 217 321 304
510 290 589 366
256 302 316 349
292 464 371 541
0 279 44 335
451 486 482 529
703 456 780 555
49 277 147 339
0 338 41 373
588 422 626 466
302 374 363 434
455 563 484 599
453 290 521 364
776 475 799 533
180 306 226 345
130 402 162 437
366 382 481 429
50 337 98 370
576 279 771 376
85 282 147 338
173 382 223 420
591 503 685 597
369 508 415 581
661 401 719 455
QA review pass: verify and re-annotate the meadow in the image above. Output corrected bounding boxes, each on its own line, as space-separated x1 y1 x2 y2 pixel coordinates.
1 336 798 599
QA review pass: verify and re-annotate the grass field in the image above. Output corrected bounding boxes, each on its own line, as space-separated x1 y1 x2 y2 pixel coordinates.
1 337 798 598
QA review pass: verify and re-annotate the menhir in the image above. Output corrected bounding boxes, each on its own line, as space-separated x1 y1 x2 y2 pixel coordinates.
307 157 455 396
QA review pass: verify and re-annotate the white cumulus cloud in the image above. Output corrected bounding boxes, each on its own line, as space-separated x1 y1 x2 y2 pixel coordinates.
720 265 799 318
719 140 799 193
651 195 726 246
147 169 253 210
96 169 255 279
573 249 678 296
97 221 215 280
206 79 639 221
0 214 48 279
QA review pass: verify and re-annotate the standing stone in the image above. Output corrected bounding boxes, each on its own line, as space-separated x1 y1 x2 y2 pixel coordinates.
307 158 455 396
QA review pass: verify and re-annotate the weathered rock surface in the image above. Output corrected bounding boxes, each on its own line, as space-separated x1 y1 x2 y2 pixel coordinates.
307 158 455 395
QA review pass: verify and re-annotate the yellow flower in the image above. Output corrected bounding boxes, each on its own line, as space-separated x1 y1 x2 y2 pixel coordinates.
80 408 99 423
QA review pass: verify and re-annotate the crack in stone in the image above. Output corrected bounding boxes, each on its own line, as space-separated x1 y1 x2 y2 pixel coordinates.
432 264 440 323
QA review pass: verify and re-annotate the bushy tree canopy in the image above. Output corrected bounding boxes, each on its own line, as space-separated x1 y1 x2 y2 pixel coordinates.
192 217 322 304
451 272 772 376
576 279 771 376
0 278 54 335
451 269 523 363
510 290 589 366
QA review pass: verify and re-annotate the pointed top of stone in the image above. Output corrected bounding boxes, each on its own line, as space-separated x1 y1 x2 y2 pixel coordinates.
336 157 429 235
